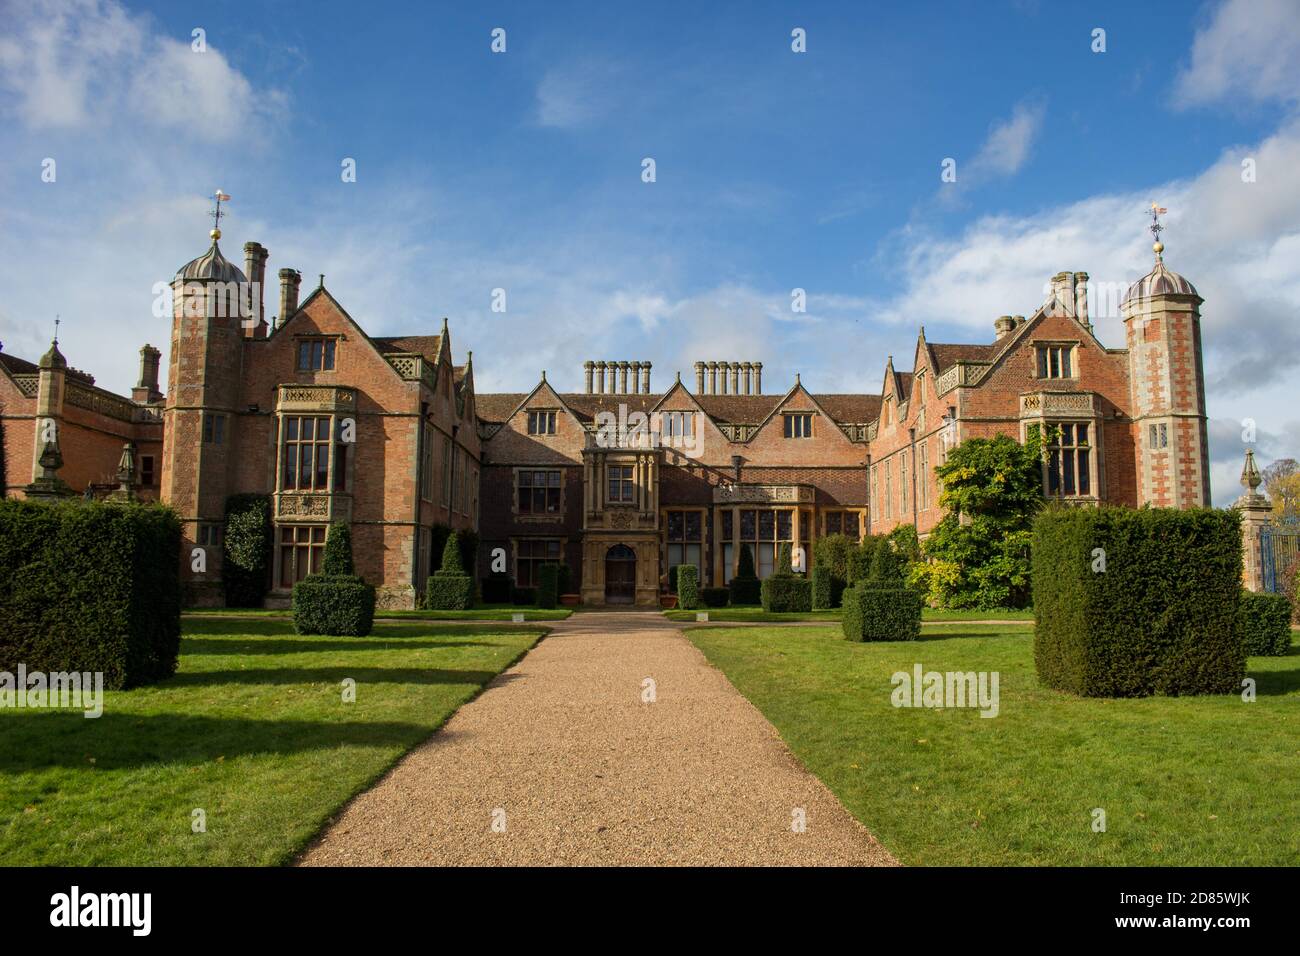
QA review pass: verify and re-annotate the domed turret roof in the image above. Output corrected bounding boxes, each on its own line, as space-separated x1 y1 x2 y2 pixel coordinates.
176 239 247 284
1122 253 1198 306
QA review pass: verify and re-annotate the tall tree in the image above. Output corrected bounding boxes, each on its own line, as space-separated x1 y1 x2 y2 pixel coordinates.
913 431 1044 609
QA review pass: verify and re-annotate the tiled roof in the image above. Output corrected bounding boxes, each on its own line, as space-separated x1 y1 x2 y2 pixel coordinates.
1122 258 1198 305
813 394 883 422
373 335 442 365
0 349 95 385
474 393 528 423
928 342 997 372
560 393 660 423
695 394 782 423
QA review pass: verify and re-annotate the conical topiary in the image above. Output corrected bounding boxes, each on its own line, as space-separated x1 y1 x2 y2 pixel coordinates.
322 521 355 576
440 530 466 575
737 542 757 578
776 541 793 577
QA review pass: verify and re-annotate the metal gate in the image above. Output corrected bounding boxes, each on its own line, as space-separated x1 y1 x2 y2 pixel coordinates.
1261 522 1300 593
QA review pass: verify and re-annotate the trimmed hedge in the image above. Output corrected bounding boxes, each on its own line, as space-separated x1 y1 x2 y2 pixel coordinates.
677 564 700 610
700 587 730 607
222 494 271 607
293 574 375 636
1237 591 1292 656
1032 507 1244 697
811 565 844 610
481 573 512 604
841 585 922 642
729 544 761 605
425 530 475 610
0 499 181 689
761 575 812 612
536 563 559 609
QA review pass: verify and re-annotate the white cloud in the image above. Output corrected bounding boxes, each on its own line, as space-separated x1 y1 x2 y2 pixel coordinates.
0 0 283 140
1174 0 1300 107
969 99 1046 177
535 60 620 129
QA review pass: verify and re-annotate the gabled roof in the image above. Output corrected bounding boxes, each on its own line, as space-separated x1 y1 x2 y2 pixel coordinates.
560 393 660 423
374 335 442 365
814 394 883 423
928 342 997 372
695 394 782 423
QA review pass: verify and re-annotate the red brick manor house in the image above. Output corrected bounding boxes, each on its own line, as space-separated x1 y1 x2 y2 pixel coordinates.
0 225 1210 608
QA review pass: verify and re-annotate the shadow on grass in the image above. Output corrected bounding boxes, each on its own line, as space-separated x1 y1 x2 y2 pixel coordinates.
0 712 440 771
163 666 504 688
180 638 498 656
1249 665 1300 696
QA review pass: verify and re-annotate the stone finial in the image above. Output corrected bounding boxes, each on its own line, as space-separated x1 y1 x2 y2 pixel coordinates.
1241 448 1263 496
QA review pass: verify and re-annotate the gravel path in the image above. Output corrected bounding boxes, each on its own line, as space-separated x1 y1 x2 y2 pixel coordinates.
298 611 896 866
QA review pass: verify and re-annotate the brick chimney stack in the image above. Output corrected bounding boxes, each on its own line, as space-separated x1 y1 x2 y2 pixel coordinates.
754 361 763 394
640 361 651 393
583 360 594 393
694 361 705 393
994 315 1016 340
132 344 163 404
278 268 301 324
1074 272 1090 328
243 242 269 338
708 361 719 395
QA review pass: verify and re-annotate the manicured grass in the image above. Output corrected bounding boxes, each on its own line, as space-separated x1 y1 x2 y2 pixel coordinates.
0 618 545 865
184 605 570 622
690 622 1300 866
664 608 842 622
664 606 1033 623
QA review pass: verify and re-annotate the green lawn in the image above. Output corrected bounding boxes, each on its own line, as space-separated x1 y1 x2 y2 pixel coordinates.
185 605 572 622
0 618 545 865
664 607 1033 623
689 622 1300 866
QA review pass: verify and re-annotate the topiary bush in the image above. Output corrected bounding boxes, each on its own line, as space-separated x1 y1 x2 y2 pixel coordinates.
813 534 853 606
1032 507 1244 697
0 499 181 689
700 587 730 607
536 563 559 609
867 536 905 588
729 544 761 605
761 575 812 612
677 564 700 610
811 565 842 610
841 585 922 642
322 521 355 575
293 574 376 636
425 530 475 610
293 523 375 636
1237 591 1292 656
776 541 794 577
456 529 480 579
846 537 875 586
222 494 271 607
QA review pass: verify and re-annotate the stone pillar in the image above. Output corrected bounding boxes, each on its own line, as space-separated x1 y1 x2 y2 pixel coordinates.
1234 449 1273 592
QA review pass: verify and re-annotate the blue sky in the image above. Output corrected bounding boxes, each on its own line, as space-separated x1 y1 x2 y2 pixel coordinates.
1 0 1298 504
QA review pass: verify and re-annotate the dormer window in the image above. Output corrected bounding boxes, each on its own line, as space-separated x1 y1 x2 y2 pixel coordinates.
297 338 336 371
1036 344 1074 379
527 410 557 435
783 413 813 438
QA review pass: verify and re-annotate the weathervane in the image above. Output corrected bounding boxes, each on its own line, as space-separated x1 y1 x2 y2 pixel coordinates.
209 189 231 240
53 314 60 344
1149 201 1167 259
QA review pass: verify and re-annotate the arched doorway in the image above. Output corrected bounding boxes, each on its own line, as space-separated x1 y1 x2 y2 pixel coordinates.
604 544 637 604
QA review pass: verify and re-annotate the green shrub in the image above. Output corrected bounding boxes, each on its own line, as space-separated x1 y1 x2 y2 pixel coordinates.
1032 507 1244 697
0 499 181 689
700 587 730 607
322 522 355 575
222 494 270 607
425 529 475 610
841 585 922 642
814 534 854 582
481 573 511 604
677 564 700 610
1237 591 1292 656
536 563 559 609
811 565 843 609
867 536 906 587
846 537 875 585
668 564 680 593
293 574 375 636
729 544 761 605
761 575 811 612
775 542 794 577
